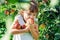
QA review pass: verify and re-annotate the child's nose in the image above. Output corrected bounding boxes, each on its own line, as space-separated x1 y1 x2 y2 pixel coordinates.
30 16 34 19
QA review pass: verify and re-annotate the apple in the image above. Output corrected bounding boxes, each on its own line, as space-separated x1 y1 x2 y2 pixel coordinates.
27 18 34 24
4 10 10 15
12 21 21 30
21 25 26 29
10 9 15 13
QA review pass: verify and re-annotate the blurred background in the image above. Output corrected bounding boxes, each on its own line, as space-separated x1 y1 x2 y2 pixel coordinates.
0 0 60 40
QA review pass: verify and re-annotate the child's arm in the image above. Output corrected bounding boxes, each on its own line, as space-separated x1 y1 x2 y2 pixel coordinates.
26 18 39 40
12 26 29 34
29 24 39 40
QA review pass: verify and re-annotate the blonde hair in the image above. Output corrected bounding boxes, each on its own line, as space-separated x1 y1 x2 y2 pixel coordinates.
20 3 30 11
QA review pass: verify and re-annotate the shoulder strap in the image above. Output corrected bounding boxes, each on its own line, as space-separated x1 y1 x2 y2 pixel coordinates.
20 14 26 23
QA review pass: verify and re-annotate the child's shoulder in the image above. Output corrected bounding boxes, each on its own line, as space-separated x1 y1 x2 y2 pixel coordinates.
15 14 23 20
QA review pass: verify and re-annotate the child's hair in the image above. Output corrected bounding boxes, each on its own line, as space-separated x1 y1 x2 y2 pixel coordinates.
29 1 38 13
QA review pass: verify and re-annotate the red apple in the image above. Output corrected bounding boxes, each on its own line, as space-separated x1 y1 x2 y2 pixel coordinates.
10 9 15 13
12 21 21 30
28 18 34 24
21 25 26 29
4 10 9 15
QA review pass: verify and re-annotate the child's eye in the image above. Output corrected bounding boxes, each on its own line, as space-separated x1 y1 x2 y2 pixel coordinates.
33 14 36 16
33 14 35 16
28 14 31 15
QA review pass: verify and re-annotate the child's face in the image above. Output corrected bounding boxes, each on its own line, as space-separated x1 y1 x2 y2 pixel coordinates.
27 12 36 18
23 9 36 22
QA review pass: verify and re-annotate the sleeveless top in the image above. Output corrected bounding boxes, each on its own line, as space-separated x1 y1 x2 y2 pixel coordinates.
13 14 34 40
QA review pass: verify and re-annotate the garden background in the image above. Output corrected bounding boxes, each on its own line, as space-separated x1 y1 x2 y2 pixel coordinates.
0 0 60 40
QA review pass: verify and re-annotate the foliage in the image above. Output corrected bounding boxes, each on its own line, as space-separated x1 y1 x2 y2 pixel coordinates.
38 0 60 40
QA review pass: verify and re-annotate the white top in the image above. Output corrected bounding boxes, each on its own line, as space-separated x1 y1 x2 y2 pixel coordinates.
13 14 34 40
